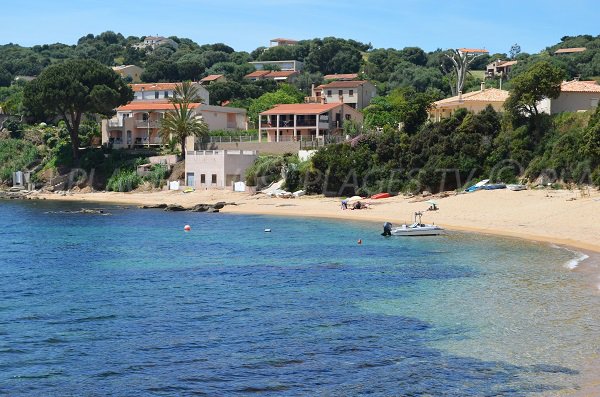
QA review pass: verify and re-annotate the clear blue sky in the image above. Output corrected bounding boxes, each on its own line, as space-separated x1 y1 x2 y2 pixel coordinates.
2 0 598 54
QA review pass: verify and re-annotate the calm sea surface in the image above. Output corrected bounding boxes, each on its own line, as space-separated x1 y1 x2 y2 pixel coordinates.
1 200 599 396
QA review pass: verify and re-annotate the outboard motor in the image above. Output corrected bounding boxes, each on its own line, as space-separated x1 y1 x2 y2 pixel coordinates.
382 222 393 236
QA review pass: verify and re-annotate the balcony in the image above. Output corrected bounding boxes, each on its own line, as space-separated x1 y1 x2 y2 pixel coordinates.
135 120 161 129
107 119 123 128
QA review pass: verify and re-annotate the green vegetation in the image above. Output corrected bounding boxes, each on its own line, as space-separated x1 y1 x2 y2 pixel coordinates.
0 139 38 183
145 164 169 188
23 59 133 160
106 169 142 192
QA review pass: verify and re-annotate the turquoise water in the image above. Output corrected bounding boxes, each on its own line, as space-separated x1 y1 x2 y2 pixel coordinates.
1 200 599 396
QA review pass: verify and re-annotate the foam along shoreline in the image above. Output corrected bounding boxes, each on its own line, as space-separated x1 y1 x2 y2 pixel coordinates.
20 187 600 256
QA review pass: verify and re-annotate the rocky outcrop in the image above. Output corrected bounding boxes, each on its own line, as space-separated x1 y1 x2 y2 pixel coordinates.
138 202 234 213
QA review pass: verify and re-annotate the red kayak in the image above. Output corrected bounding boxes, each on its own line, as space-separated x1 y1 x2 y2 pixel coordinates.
371 192 391 199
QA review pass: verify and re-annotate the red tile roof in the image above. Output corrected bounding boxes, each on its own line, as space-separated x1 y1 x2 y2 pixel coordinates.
245 70 271 78
458 48 489 54
117 101 201 111
200 74 224 82
266 71 298 78
560 80 600 93
321 80 370 89
323 73 359 81
260 103 342 116
244 70 297 79
555 47 586 54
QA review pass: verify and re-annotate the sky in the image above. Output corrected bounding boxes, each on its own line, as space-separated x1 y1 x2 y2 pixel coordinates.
2 0 598 54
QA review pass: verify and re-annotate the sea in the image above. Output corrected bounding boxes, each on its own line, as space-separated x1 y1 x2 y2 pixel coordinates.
1 200 599 396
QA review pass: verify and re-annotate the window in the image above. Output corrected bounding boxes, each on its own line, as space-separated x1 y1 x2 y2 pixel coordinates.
349 89 354 97
200 174 206 184
345 114 351 120
327 90 332 97
211 174 217 184
154 91 159 99
338 90 343 96
164 91 169 98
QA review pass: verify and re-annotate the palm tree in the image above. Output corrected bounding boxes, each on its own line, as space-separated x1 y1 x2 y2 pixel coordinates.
160 81 208 154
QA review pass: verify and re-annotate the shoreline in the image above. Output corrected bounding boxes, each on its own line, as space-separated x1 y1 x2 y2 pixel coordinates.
19 188 600 255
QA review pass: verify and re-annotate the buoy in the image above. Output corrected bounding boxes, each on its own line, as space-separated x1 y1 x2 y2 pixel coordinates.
358 239 362 245
184 225 191 231
264 228 271 233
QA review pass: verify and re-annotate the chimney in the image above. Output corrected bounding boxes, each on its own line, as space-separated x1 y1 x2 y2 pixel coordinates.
311 83 315 97
458 91 463 101
480 82 485 91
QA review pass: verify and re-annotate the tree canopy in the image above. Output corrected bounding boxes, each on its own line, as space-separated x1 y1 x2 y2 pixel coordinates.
504 60 564 118
23 58 133 159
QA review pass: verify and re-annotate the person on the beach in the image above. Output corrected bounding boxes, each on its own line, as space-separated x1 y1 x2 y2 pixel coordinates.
341 200 348 210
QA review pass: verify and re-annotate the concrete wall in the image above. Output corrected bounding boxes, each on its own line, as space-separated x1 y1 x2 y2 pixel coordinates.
203 141 302 155
185 150 257 189
550 92 600 114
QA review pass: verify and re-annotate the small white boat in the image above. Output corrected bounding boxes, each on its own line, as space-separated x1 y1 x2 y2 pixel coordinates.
507 184 527 191
382 212 444 237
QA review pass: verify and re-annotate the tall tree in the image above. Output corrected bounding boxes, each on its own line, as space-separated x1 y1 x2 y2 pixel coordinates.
445 48 488 95
504 60 564 117
160 82 209 154
23 58 132 160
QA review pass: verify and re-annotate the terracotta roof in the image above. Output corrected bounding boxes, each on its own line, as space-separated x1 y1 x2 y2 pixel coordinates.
560 80 600 93
324 73 359 80
245 70 271 78
433 88 510 107
321 80 370 89
498 60 518 67
130 83 189 92
266 71 298 78
458 48 489 54
244 70 297 79
555 47 586 54
117 101 201 111
260 103 342 116
200 74 224 82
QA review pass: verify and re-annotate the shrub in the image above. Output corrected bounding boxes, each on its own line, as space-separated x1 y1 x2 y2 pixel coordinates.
0 139 39 182
106 170 142 192
145 164 168 188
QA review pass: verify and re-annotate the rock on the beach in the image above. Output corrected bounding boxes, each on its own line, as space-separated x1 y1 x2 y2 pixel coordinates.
139 203 168 209
213 201 227 210
164 204 187 212
190 204 210 212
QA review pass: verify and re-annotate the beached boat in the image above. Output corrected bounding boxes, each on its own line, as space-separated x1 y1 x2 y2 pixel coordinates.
507 184 527 191
371 192 391 199
482 183 506 190
465 179 490 192
382 212 444 236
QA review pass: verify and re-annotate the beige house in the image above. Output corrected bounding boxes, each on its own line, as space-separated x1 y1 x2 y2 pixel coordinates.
486 60 517 78
538 80 600 114
249 60 303 72
200 74 226 85
102 101 247 149
112 65 144 83
428 87 510 122
184 150 257 189
258 103 363 143
317 80 377 110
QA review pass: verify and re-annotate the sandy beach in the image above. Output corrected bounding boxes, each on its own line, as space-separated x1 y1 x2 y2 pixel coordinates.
29 187 600 254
